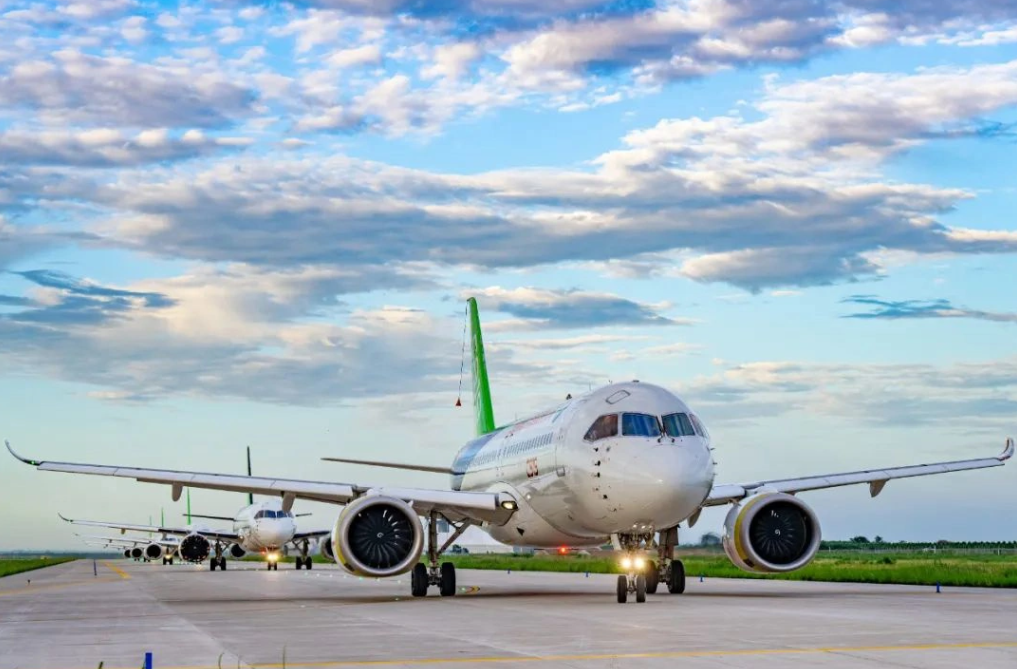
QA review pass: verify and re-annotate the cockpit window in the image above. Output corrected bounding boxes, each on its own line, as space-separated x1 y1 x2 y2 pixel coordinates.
662 413 696 437
621 413 661 437
689 414 709 438
584 414 618 441
277 510 292 518
255 510 278 519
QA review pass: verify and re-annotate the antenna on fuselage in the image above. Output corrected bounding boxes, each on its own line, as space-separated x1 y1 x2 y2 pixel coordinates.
246 446 254 506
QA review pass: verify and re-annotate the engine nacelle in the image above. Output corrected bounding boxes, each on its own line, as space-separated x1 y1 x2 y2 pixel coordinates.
332 496 423 577
123 549 131 558
229 544 246 559
723 492 822 573
144 543 164 561
179 533 211 563
130 547 143 559
317 534 336 562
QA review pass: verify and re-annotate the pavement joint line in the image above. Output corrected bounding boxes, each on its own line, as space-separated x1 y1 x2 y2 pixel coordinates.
104 561 132 579
38 640 1017 669
0 576 122 597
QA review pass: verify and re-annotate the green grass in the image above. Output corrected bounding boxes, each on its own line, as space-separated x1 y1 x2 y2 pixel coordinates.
0 557 76 578
441 551 1017 588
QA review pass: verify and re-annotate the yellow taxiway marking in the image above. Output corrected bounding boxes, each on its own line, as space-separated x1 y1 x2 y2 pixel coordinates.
49 640 1017 669
104 561 132 580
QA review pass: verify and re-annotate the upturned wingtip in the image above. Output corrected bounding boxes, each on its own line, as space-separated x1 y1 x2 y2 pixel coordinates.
1001 437 1015 462
5 439 37 465
57 512 73 523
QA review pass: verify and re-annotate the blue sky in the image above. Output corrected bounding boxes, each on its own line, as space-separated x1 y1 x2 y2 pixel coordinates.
1 0 1016 549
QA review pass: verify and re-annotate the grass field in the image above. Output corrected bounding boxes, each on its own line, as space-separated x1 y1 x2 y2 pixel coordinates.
442 552 1017 588
0 557 76 578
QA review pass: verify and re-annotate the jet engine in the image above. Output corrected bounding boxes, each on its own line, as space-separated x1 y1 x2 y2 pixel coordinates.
144 543 164 561
229 543 246 559
123 549 131 558
130 547 143 559
722 492 821 573
331 496 423 577
317 534 336 562
179 533 211 563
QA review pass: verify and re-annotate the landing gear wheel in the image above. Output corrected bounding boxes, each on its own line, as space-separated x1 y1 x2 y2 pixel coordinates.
635 575 647 603
305 558 312 570
439 562 456 597
296 558 303 570
645 562 659 594
667 559 686 594
168 557 174 565
273 562 278 571
219 558 226 571
411 563 428 598
210 560 217 571
616 575 628 603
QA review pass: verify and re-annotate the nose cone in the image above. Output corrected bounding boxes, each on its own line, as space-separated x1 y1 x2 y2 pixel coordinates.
258 520 293 549
602 439 713 530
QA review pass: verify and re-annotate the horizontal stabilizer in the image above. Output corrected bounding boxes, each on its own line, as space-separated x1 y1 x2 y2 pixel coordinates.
321 456 451 475
186 513 234 522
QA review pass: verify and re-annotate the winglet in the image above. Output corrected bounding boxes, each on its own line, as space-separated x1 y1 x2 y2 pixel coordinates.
5 440 40 466
58 512 74 523
1000 437 1015 462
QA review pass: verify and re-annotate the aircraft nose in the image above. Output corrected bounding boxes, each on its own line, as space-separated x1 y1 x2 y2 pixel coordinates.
601 440 713 529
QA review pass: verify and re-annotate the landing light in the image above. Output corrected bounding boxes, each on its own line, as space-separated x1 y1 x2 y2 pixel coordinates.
621 557 632 570
500 500 517 511
267 552 279 563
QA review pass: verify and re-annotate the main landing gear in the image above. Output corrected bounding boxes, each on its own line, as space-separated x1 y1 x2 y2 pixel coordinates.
294 540 313 570
614 527 686 603
209 544 228 571
410 512 472 598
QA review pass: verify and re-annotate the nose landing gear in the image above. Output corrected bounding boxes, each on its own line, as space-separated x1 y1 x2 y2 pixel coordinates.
614 528 686 602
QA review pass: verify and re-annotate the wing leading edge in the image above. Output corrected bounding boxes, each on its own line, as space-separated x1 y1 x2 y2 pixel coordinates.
705 437 1014 506
8 441 515 525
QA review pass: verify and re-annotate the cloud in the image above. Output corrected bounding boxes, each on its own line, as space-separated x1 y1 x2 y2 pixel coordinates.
3 269 174 326
468 287 691 329
0 128 249 167
0 51 257 128
686 358 1017 427
0 264 556 406
842 295 1017 323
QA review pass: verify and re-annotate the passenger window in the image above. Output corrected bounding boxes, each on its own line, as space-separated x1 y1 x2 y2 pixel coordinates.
622 413 661 437
584 414 618 441
663 413 696 437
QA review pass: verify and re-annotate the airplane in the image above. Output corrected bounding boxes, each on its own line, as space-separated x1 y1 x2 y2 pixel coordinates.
5 297 1013 602
55 448 330 570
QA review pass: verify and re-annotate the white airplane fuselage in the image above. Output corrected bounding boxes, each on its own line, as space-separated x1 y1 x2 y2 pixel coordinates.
232 500 297 552
453 382 715 547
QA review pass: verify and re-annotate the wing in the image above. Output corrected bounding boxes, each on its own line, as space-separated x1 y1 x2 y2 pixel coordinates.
58 512 240 542
11 441 515 525
291 529 333 542
704 437 1014 506
75 533 180 547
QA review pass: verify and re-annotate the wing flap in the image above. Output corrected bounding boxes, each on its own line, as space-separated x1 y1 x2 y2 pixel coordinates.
705 437 1014 506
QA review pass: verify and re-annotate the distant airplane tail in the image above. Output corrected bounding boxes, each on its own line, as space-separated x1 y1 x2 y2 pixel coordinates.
246 446 254 505
467 297 496 436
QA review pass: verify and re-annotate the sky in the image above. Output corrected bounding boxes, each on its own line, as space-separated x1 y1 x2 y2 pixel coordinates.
1 0 1016 550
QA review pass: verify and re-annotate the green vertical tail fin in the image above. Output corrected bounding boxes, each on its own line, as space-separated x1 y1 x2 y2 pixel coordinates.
246 446 254 506
467 297 496 435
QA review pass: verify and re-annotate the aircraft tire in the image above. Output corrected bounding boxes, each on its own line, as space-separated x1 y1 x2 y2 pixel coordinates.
667 560 685 594
635 575 647 603
411 563 428 597
616 575 628 603
210 560 217 572
296 558 302 570
306 558 312 570
219 558 226 571
645 562 659 594
439 562 456 597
